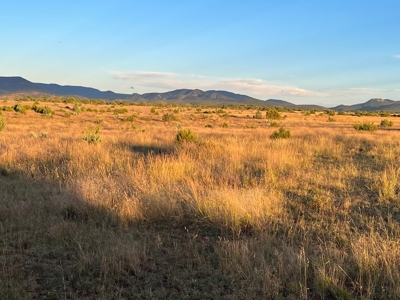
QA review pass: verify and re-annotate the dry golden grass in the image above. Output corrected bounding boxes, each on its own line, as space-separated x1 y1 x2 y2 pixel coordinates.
1 99 400 299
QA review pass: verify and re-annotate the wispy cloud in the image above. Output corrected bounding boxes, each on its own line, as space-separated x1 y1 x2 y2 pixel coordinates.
326 88 400 101
110 71 327 98
394 54 400 59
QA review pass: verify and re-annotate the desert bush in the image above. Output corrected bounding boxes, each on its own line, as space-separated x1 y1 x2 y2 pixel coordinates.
1 106 13 111
326 110 336 116
380 119 393 127
205 124 213 128
270 121 280 127
220 122 229 128
82 126 101 143
114 108 128 115
354 122 378 131
13 104 27 114
253 110 263 119
379 110 390 117
122 115 137 122
175 129 198 143
0 115 5 132
265 107 281 119
73 103 83 114
162 113 180 122
327 117 336 122
32 104 55 116
270 127 291 139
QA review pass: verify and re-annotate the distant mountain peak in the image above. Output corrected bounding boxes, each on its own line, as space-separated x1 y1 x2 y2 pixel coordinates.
1 76 399 111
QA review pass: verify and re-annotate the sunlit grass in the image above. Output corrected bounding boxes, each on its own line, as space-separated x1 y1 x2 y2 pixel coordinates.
0 100 400 298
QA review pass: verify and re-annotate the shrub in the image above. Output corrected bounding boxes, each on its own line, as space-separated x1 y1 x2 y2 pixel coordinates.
327 117 336 122
122 115 137 122
114 108 128 115
270 121 280 127
32 104 55 116
354 123 378 131
270 127 291 139
253 110 263 119
82 127 101 143
265 108 281 119
326 110 336 116
220 122 229 128
2 106 13 112
380 119 393 127
162 113 179 122
175 129 198 143
0 115 5 132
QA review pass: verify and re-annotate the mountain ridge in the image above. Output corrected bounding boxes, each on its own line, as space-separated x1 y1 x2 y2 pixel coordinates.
0 76 399 111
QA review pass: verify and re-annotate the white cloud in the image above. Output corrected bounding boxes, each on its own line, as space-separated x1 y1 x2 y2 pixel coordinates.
110 71 327 98
394 54 400 59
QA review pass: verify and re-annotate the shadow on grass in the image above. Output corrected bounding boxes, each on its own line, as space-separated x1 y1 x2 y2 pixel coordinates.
128 144 175 156
0 163 235 299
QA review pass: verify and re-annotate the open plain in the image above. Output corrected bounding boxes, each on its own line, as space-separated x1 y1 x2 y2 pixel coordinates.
1 98 400 299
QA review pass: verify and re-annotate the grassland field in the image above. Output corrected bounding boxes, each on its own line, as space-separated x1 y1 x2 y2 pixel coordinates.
0 99 400 299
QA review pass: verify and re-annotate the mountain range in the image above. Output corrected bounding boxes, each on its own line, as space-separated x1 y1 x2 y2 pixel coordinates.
1 76 399 111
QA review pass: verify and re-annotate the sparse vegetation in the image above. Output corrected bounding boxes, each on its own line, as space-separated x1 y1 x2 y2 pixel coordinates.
354 122 378 131
82 126 101 143
270 126 291 139
0 115 5 132
114 108 128 115
175 128 198 143
162 113 180 122
122 114 137 122
269 121 280 127
327 116 336 122
265 107 281 119
253 110 263 119
1 99 400 299
32 104 55 116
380 119 393 127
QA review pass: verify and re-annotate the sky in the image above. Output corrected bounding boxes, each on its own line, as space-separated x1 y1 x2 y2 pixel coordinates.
1 0 399 106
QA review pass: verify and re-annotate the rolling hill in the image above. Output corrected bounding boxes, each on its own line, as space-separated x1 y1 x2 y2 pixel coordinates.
1 76 399 111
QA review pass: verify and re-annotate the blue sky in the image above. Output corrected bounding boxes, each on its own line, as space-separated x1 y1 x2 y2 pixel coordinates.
1 0 399 106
